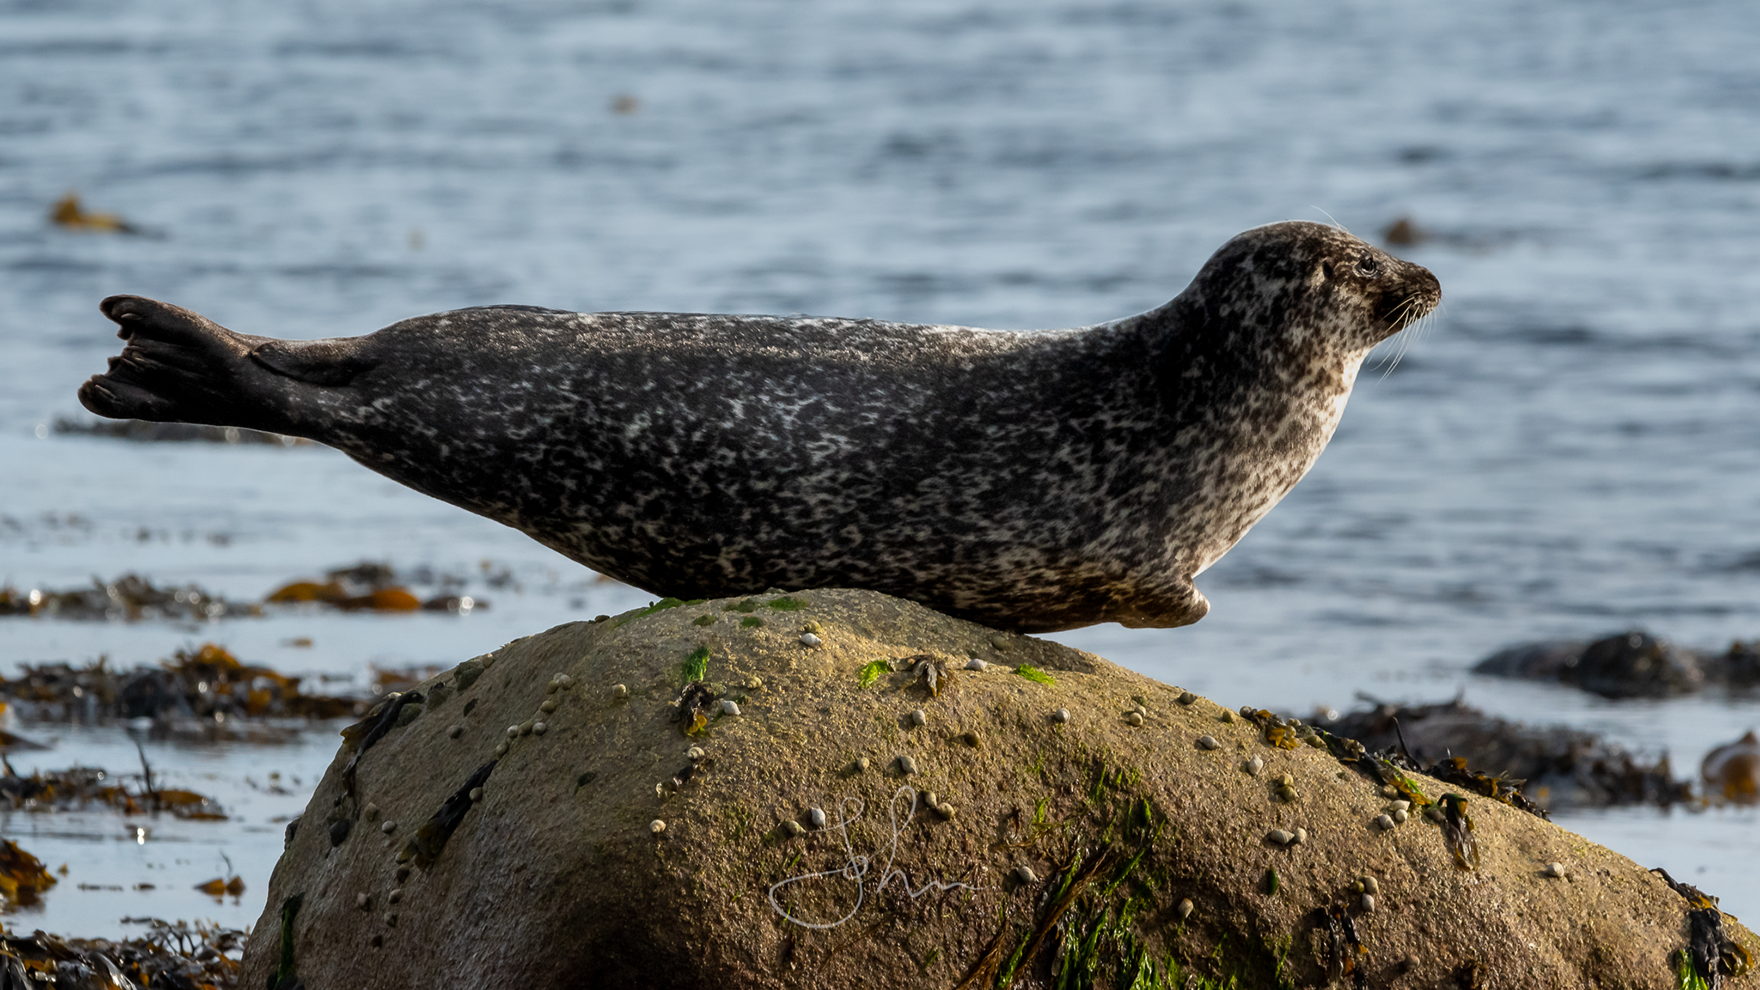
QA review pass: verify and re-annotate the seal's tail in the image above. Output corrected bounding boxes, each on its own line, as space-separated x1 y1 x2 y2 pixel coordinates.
79 295 264 427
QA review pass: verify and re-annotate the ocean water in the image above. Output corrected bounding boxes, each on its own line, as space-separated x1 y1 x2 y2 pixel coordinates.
3 0 1760 935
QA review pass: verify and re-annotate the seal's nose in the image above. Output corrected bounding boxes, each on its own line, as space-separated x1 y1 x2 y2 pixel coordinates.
1381 264 1440 331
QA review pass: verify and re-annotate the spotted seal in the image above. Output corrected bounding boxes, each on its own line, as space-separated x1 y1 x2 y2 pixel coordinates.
78 221 1438 632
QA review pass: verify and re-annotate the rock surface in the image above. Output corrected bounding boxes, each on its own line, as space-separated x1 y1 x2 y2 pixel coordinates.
242 590 1757 989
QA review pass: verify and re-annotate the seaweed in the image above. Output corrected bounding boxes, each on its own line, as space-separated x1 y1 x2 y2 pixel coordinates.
268 893 304 990
858 660 892 688
1653 868 1753 989
0 574 259 621
0 643 363 731
0 838 56 907
680 646 711 686
0 763 223 819
1014 665 1055 687
1438 794 1478 870
1316 903 1368 990
0 919 246 989
912 657 950 697
1239 708 1300 751
671 682 718 737
765 596 808 611
412 760 497 868
341 690 424 797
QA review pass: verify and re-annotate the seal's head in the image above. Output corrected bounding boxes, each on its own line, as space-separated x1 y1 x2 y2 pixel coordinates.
1182 220 1440 360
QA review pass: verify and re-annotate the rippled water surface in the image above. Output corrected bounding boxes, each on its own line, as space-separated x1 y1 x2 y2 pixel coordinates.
5 0 1760 933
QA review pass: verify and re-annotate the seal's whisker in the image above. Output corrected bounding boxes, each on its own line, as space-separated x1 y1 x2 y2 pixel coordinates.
1309 207 1353 236
1376 293 1433 379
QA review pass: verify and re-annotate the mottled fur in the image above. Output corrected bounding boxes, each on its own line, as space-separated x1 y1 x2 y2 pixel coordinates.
79 221 1438 632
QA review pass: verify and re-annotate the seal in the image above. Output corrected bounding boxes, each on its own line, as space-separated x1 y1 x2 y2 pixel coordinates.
78 220 1438 633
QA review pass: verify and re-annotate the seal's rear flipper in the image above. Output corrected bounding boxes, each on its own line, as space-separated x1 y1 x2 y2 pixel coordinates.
80 296 272 427
80 296 378 431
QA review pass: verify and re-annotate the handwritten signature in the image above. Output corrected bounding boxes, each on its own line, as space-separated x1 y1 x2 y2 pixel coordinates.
768 786 991 929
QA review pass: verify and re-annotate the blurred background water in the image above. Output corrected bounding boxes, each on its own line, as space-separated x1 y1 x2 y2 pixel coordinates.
3 0 1759 934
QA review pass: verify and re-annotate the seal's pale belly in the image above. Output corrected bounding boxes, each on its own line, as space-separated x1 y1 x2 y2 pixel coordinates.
77 221 1439 632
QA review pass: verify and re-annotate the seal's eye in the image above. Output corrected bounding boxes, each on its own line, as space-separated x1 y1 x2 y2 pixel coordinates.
1355 256 1381 278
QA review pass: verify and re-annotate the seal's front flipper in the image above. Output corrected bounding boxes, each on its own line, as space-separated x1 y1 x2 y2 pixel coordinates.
79 295 262 425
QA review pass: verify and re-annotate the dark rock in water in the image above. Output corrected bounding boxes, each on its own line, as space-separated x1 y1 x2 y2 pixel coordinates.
240 590 1750 990
1709 641 1760 690
1472 638 1590 680
1311 697 1693 810
1566 632 1705 698
1474 630 1706 698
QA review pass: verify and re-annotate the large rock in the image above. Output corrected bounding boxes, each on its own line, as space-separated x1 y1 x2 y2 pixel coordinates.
242 590 1757 989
